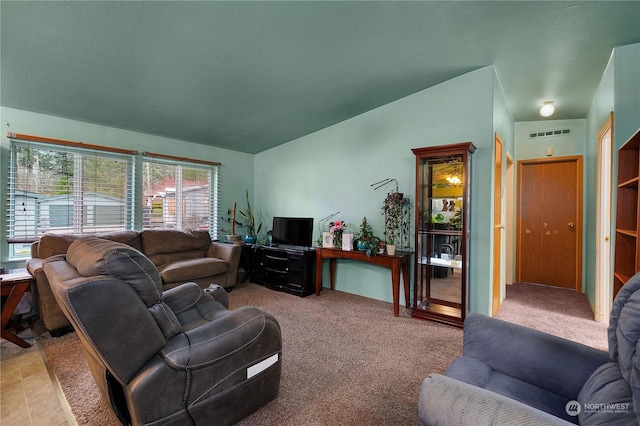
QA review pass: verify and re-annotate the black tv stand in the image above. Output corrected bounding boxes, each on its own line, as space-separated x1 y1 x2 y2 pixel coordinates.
250 245 316 297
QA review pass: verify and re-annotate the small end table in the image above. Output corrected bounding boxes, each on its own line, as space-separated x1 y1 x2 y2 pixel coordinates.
1 269 34 348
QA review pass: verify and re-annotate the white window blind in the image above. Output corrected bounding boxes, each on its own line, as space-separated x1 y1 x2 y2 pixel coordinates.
142 153 219 235
6 136 135 247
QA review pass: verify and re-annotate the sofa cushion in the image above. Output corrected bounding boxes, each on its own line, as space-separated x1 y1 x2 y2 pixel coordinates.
38 234 81 259
577 362 636 424
94 230 142 252
141 229 210 256
157 257 228 284
37 230 141 259
446 356 575 423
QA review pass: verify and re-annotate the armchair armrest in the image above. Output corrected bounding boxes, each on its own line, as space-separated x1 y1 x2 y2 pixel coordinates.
163 282 229 314
419 374 573 426
162 282 203 314
463 313 609 400
161 306 279 370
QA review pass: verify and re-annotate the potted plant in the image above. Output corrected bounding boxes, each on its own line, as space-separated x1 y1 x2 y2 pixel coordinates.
450 210 462 229
355 217 380 256
382 190 404 255
220 202 243 243
239 189 262 244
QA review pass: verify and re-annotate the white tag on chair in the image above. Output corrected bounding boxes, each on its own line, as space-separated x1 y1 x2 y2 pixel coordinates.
247 353 279 379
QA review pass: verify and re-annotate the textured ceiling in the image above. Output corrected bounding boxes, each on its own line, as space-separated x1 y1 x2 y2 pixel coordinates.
2 1 639 154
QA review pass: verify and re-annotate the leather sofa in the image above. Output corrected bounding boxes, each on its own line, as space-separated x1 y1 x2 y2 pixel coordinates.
418 272 640 425
44 236 281 425
26 229 241 335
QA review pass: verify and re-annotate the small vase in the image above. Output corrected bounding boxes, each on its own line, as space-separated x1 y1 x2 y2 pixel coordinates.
386 244 396 255
333 232 343 248
244 234 257 244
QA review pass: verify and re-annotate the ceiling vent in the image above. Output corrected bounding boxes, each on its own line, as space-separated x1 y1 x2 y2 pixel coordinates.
529 128 572 139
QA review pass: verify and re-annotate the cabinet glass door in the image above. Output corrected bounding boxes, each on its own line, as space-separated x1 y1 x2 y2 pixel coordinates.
411 143 474 327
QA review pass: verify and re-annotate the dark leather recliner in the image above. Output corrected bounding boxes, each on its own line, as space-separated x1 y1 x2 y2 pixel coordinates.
44 236 282 425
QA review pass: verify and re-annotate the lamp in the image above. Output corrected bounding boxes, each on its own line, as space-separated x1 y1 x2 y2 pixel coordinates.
540 101 555 117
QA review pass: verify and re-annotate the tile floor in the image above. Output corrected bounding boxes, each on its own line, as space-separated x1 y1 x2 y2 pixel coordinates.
1 324 76 425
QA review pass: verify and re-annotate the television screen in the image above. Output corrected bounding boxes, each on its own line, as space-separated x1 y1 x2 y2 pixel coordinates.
272 217 314 247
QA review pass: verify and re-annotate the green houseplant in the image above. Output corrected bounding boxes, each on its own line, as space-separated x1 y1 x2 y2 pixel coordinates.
355 217 380 256
239 189 262 244
220 202 243 243
382 191 404 254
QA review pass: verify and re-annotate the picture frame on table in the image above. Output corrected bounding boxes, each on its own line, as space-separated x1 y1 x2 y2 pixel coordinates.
322 232 333 248
342 233 353 251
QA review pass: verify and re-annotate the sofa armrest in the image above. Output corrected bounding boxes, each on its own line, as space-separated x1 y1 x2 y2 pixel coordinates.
207 242 241 286
26 257 43 277
419 374 573 426
463 313 609 400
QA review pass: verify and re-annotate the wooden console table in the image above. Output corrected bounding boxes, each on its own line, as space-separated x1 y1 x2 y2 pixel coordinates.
1 269 34 348
315 248 413 317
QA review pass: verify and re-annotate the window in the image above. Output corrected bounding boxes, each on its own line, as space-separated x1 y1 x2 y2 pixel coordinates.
6 134 220 259
142 156 218 233
7 138 135 258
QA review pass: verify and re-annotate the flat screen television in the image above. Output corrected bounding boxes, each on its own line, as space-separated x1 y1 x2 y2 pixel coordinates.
271 217 314 247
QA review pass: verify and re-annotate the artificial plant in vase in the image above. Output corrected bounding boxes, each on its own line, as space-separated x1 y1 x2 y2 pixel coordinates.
239 189 262 244
355 217 380 256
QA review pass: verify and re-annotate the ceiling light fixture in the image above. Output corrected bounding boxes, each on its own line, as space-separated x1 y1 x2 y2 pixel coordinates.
540 101 555 117
446 174 462 185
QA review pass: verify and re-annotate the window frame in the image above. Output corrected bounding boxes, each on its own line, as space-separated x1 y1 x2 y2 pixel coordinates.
141 155 219 234
5 134 220 260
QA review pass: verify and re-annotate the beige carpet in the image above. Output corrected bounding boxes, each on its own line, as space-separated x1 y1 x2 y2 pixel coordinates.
38 281 607 425
496 282 608 351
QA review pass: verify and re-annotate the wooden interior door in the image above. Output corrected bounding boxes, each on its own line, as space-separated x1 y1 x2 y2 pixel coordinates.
517 156 583 290
492 134 503 316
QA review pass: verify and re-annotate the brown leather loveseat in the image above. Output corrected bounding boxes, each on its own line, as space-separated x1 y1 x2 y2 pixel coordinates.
26 229 241 335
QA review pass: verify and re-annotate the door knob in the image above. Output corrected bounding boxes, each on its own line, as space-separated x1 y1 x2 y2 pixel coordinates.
568 222 575 228
494 224 505 229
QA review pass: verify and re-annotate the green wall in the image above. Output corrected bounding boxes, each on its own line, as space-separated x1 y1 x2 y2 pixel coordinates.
613 43 640 148
492 70 515 305
585 49 615 309
0 107 255 266
255 67 506 315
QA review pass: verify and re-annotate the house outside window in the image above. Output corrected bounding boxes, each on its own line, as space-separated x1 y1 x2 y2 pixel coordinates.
141 158 217 232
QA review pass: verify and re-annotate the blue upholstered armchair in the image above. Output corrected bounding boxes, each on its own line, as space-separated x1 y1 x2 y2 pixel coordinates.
419 272 640 425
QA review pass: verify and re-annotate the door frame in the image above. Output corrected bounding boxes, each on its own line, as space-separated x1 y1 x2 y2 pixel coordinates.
492 134 503 316
505 154 515 286
595 112 613 324
516 155 583 291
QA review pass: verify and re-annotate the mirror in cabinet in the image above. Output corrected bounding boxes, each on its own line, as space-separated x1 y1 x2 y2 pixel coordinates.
411 142 475 327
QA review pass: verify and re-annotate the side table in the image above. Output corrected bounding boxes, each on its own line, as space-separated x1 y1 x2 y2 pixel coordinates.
1 269 34 348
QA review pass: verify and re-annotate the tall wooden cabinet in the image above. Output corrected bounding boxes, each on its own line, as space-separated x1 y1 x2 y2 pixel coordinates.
614 128 640 299
411 142 475 327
